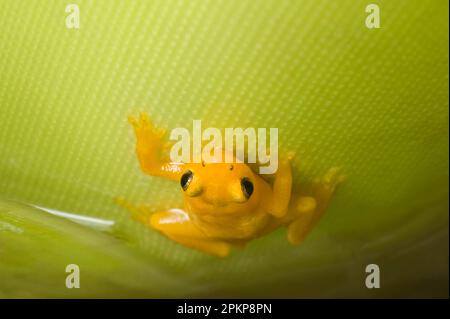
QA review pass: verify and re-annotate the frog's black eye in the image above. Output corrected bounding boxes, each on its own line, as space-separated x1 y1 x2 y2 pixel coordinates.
180 170 193 191
241 177 254 199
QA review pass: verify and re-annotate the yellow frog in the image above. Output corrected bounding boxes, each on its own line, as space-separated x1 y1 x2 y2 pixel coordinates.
124 112 344 257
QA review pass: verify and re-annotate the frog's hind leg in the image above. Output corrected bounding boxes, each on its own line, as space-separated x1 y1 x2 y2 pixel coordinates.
150 209 231 257
116 199 230 257
287 167 345 245
165 234 231 257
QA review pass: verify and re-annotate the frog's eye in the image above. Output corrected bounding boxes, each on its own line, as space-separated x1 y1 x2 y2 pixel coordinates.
240 177 254 199
180 170 193 191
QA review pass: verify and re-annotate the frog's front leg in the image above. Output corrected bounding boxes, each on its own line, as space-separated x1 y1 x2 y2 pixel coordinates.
129 112 184 181
266 153 294 217
287 167 345 245
149 209 231 257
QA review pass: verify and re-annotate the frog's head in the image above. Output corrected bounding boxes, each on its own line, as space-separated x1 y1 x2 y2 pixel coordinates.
179 150 261 214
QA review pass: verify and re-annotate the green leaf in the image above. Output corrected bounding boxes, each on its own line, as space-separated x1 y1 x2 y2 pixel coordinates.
0 0 448 297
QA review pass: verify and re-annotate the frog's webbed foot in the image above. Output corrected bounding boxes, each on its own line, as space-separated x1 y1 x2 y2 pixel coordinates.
313 167 346 202
128 112 168 153
129 112 179 178
287 167 345 245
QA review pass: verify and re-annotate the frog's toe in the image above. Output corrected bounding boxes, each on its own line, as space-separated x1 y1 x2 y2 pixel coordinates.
128 114 139 127
286 151 296 161
322 167 346 191
287 216 314 246
296 196 316 214
139 111 151 124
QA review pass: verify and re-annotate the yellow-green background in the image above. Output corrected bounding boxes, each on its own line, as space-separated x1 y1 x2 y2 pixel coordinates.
0 0 448 298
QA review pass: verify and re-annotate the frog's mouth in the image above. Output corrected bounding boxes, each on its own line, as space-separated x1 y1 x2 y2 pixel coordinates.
200 197 230 207
199 195 250 211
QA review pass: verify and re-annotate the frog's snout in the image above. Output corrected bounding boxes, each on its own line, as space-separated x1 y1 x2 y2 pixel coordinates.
184 179 203 197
